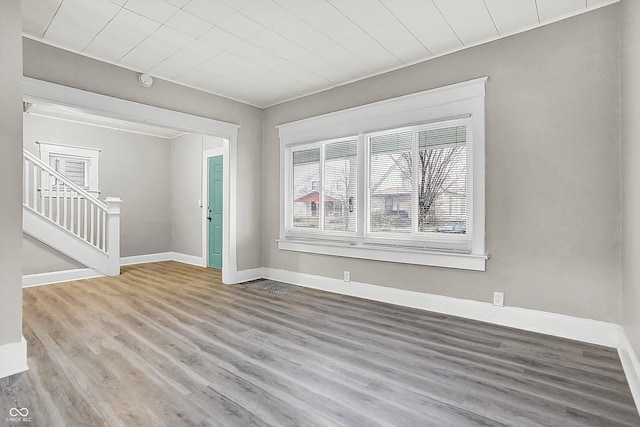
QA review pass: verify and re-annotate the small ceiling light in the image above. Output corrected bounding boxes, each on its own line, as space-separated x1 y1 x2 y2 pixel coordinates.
138 73 153 88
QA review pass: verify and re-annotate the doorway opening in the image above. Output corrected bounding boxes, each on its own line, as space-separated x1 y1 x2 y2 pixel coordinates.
23 77 240 283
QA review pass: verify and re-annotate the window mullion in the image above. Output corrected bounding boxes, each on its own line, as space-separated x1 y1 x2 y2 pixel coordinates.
411 130 419 234
357 134 366 238
319 144 325 231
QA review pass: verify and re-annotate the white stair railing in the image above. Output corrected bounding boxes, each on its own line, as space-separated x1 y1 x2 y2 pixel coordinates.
23 149 121 276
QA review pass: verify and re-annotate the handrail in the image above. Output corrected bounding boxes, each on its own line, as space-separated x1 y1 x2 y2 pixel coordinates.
23 148 122 275
23 149 108 211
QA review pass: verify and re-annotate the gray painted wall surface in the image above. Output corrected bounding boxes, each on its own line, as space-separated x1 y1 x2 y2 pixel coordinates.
22 38 263 271
622 0 640 357
0 0 24 346
262 6 622 322
171 133 223 258
23 113 172 271
23 235 83 274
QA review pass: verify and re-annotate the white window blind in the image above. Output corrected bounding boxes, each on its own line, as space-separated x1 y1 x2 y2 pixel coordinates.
37 142 101 195
53 156 88 188
416 125 467 235
369 130 412 234
324 140 357 232
292 148 320 228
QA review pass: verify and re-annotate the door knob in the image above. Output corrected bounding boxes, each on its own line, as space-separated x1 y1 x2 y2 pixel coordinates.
207 216 212 222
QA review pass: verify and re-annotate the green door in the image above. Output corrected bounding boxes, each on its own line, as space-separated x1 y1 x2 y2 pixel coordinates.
208 156 223 269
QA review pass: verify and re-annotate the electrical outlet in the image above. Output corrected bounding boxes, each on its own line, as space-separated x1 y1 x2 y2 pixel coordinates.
493 292 504 307
343 271 350 282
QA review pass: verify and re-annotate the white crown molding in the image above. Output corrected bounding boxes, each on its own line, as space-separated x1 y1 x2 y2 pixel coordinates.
0 337 28 380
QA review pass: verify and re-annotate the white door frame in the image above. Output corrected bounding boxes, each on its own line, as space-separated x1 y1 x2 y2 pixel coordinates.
23 77 241 284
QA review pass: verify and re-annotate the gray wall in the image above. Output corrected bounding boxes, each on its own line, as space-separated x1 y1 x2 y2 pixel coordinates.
0 0 24 347
170 133 223 258
23 113 173 272
23 38 263 271
622 0 640 357
23 235 83 274
262 5 622 322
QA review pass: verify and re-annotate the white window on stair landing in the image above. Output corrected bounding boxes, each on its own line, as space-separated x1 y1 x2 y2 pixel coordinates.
37 142 101 195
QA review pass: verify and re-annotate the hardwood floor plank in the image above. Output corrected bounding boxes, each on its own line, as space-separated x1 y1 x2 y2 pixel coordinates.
1 261 637 426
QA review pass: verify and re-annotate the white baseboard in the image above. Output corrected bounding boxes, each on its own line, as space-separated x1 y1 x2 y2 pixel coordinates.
24 252 206 287
120 252 173 266
232 267 265 284
0 337 28 380
120 252 205 267
618 328 640 416
22 268 102 288
262 268 620 348
170 252 206 267
263 267 640 414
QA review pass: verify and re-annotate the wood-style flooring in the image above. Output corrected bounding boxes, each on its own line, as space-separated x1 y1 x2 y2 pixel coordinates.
1 261 638 426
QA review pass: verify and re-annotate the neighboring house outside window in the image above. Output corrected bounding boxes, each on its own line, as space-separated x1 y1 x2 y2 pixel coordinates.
277 78 487 271
37 142 101 196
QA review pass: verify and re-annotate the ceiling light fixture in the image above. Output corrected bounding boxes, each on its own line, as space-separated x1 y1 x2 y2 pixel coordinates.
138 73 153 88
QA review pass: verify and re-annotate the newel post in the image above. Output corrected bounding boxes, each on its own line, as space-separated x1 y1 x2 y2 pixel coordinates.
105 197 122 276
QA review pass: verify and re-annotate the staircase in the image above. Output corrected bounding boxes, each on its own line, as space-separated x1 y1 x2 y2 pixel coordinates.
22 149 121 276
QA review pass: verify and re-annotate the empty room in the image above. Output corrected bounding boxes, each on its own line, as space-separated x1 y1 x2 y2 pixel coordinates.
1 0 640 425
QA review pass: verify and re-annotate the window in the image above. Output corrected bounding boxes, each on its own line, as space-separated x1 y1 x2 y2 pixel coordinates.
51 156 88 188
278 78 487 271
368 122 468 239
291 139 358 233
37 142 100 195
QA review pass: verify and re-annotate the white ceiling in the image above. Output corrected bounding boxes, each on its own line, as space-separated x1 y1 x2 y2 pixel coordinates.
22 0 616 108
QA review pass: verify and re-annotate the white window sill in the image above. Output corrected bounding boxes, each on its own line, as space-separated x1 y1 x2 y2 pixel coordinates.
277 238 488 271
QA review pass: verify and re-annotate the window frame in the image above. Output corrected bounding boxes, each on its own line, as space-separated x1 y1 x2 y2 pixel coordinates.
277 77 488 271
364 118 472 252
286 135 360 240
37 141 101 196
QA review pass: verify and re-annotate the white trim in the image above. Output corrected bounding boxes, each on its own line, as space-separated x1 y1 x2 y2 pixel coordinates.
0 337 28 380
618 328 640 416
22 77 240 283
120 252 173 266
276 77 487 143
22 268 102 288
171 252 206 267
24 252 206 287
234 267 266 283
23 208 111 274
277 239 487 271
23 77 240 138
37 141 100 194
122 252 205 267
278 78 487 270
262 267 620 348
